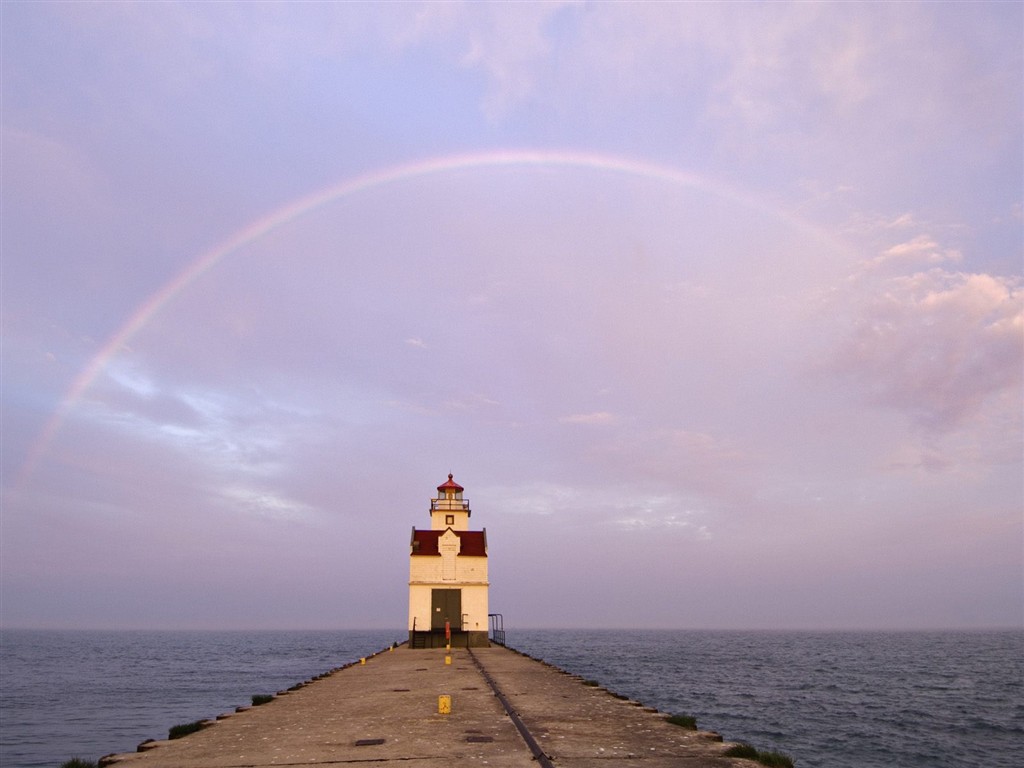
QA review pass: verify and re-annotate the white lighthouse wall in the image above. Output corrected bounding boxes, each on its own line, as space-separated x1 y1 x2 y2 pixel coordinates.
408 555 488 632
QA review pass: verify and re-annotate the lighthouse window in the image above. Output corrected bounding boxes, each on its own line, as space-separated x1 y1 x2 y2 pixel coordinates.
445 515 455 525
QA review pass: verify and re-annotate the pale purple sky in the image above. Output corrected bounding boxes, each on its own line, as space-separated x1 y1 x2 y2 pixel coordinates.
2 2 1021 631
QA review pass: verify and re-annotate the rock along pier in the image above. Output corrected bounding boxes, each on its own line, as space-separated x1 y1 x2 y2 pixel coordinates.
100 643 750 767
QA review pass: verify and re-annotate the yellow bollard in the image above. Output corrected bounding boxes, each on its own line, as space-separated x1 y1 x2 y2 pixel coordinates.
360 658 366 665
438 694 451 714
445 655 452 665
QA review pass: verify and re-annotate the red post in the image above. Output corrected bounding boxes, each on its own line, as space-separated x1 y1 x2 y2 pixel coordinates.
445 620 451 641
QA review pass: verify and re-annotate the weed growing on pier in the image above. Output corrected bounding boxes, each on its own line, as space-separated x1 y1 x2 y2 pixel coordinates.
665 714 698 729
723 743 794 767
582 679 599 686
60 759 96 768
168 720 207 739
724 744 759 759
757 751 795 767
251 694 274 706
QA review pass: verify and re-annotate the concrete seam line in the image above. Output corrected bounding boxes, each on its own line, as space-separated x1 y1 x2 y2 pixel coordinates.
466 648 555 768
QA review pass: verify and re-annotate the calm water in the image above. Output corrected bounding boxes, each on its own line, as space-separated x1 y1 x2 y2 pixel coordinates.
1 629 1020 767
511 629 1023 768
0 629 402 768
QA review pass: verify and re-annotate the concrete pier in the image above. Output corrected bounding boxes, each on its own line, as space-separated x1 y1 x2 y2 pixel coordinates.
100 644 747 767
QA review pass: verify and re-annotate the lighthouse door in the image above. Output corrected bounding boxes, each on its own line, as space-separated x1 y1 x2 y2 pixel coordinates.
431 589 462 631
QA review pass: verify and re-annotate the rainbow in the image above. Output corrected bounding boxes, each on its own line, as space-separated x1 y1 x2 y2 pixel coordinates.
16 148 838 486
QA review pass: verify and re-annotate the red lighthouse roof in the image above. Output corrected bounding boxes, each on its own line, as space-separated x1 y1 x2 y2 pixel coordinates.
410 528 487 557
437 473 464 493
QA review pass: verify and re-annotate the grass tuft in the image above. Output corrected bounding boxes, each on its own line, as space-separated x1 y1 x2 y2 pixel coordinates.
251 694 274 706
60 760 97 768
168 720 206 739
724 743 760 759
723 743 794 767
665 713 698 729
757 750 795 767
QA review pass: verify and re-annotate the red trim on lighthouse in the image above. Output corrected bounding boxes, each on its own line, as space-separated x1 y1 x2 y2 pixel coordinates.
437 473 464 493
410 529 487 557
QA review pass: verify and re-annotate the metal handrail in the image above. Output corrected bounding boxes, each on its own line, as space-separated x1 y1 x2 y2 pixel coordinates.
488 613 506 645
430 499 470 511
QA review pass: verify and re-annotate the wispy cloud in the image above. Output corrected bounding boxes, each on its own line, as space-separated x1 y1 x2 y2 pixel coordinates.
558 411 616 425
867 234 962 269
220 485 317 522
826 268 1022 432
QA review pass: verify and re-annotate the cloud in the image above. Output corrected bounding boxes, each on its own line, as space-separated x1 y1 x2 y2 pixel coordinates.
485 481 717 540
484 481 584 517
104 359 159 399
582 427 756 510
606 504 714 539
78 360 337 487
220 485 317 522
0 128 111 216
884 235 939 257
558 411 616 425
444 393 502 411
456 3 569 119
827 268 1022 432
886 213 915 229
866 234 962 270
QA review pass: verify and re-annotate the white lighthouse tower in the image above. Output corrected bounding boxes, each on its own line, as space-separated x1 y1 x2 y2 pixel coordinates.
408 474 489 647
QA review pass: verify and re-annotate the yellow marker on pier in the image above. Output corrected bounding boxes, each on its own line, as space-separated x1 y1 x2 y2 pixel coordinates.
438 694 451 714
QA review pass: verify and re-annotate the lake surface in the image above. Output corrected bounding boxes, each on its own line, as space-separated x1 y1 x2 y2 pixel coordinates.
1 628 1020 767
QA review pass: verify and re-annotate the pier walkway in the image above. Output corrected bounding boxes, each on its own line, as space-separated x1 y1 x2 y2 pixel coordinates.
102 644 743 767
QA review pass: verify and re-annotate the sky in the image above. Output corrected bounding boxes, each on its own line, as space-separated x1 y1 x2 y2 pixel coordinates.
1 1 1021 632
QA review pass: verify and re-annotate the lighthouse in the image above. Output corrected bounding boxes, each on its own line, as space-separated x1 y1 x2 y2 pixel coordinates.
408 474 489 647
